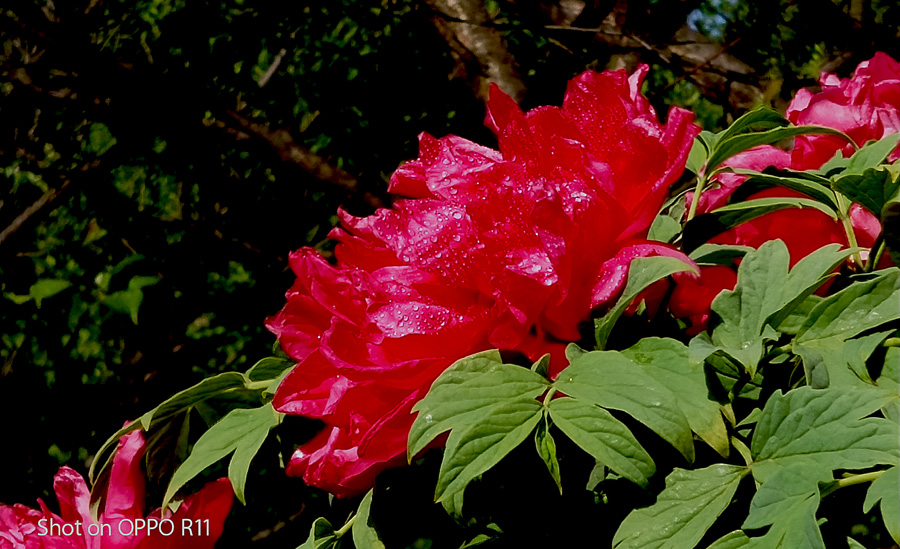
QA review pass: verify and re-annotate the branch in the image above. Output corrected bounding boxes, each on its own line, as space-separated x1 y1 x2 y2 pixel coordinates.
426 0 527 103
222 111 384 209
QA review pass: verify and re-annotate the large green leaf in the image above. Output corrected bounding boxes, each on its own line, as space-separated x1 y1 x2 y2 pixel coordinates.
548 397 655 486
612 464 748 549
163 403 282 507
706 531 750 549
683 197 837 254
408 351 548 459
795 268 900 344
554 351 694 461
622 338 728 456
833 167 899 217
743 463 831 531
863 467 899 544
750 387 899 483
436 399 543 516
876 347 899 422
730 171 838 211
594 256 697 349
705 125 851 175
841 133 900 176
707 241 852 374
352 489 386 549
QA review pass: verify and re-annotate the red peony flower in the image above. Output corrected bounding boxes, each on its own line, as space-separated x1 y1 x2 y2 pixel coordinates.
0 431 232 549
266 65 699 497
676 53 899 332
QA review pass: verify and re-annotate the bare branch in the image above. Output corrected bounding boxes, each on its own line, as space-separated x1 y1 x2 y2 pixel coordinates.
426 0 526 103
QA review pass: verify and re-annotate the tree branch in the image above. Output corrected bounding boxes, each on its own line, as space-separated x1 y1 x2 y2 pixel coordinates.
426 0 527 103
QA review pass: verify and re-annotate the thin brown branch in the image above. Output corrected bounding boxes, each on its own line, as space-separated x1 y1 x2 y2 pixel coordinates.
222 111 384 209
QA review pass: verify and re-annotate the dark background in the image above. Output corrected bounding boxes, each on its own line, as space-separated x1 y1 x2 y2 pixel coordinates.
2 0 899 546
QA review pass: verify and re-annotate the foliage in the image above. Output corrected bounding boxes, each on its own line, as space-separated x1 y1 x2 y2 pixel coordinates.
2 1 900 548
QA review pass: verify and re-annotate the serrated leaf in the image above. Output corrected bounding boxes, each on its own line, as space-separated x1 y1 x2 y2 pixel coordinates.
436 399 543 516
297 517 338 549
548 397 654 486
534 413 562 493
352 489 385 549
863 467 899 544
408 351 547 460
594 256 697 349
748 488 825 549
554 351 694 462
163 403 281 507
683 197 837 253
744 463 832 530
710 241 852 374
750 387 899 483
612 464 748 549
795 269 900 344
622 338 729 456
706 125 851 175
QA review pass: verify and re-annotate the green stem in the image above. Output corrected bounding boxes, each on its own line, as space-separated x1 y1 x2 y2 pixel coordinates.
686 175 707 222
244 380 271 391
865 235 887 272
335 514 357 537
835 193 864 268
821 470 885 498
542 388 558 408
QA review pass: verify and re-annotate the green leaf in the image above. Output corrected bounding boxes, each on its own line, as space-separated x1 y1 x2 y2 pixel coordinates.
750 387 899 483
297 517 338 549
408 351 548 460
85 122 117 155
141 371 251 429
548 397 654 486
683 197 837 254
795 269 900 344
729 171 839 211
245 356 295 381
708 241 853 374
622 338 729 456
649 214 682 243
748 486 825 549
744 463 832 530
554 351 694 462
686 139 708 175
714 107 790 145
863 467 899 544
534 412 562 493
101 275 160 324
436 399 542 516
594 256 697 349
706 125 852 175
842 133 900 176
352 489 385 549
876 347 899 422
689 243 753 266
833 167 899 217
612 464 748 549
847 538 868 549
163 403 282 507
705 531 750 549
